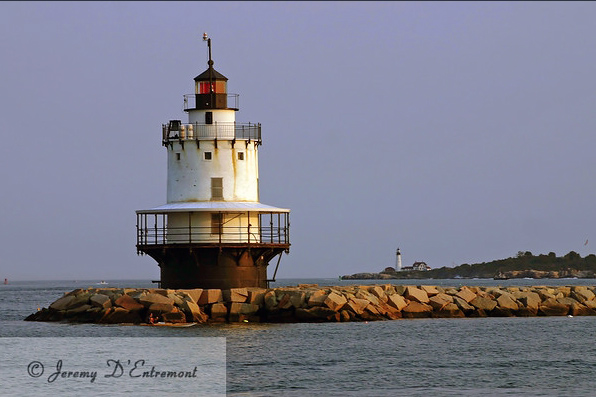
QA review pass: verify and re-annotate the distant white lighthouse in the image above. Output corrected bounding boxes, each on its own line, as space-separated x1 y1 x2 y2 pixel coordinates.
136 34 290 289
395 248 402 272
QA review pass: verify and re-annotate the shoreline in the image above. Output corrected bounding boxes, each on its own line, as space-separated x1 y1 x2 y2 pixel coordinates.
25 283 596 324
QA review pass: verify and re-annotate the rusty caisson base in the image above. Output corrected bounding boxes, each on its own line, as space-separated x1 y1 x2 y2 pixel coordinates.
138 245 287 289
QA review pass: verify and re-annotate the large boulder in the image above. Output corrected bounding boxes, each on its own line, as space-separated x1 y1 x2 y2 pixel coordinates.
571 289 595 303
432 303 465 318
223 288 249 303
198 289 223 305
279 290 306 308
148 288 169 297
229 303 261 322
180 299 209 323
324 292 347 312
584 300 596 310
90 294 112 309
276 293 293 310
453 296 475 314
557 297 580 307
210 303 228 322
369 286 388 303
515 306 538 316
264 291 278 311
455 287 477 303
536 289 557 301
339 310 353 322
539 298 570 316
570 303 595 316
148 302 175 314
557 287 571 297
420 285 440 297
376 302 401 320
307 290 328 306
114 294 144 311
470 296 497 311
496 294 519 311
387 294 408 311
404 287 429 304
401 302 433 318
167 292 186 307
514 291 541 310
161 308 187 323
50 293 90 311
71 307 106 323
355 289 380 306
64 304 93 318
247 288 267 305
345 298 370 315
229 302 260 315
139 293 174 307
360 304 386 321
295 306 340 322
177 289 203 304
428 294 452 311
96 289 124 300
100 307 142 324
394 285 407 296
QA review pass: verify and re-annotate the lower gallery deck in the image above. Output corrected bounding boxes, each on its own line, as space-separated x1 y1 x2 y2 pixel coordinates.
136 209 290 289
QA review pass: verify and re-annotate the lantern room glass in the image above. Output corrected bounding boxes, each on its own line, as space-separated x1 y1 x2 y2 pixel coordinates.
196 81 227 94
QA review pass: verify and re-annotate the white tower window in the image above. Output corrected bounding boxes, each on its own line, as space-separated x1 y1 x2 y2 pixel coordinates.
176 153 181 161
211 177 223 200
204 152 212 160
238 152 244 160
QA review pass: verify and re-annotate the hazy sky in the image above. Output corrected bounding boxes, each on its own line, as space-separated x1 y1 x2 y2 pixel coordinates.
2 2 596 281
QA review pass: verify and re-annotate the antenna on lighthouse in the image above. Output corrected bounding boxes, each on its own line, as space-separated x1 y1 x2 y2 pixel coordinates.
202 33 212 63
202 32 214 103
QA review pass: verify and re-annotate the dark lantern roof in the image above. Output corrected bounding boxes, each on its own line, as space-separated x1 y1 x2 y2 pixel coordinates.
194 67 228 81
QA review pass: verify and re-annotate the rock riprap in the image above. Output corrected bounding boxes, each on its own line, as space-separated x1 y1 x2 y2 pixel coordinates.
25 285 596 325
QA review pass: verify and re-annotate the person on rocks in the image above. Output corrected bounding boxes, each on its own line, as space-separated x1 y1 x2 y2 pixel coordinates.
149 313 157 325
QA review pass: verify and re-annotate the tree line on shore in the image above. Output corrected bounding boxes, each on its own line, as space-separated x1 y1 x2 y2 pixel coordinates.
383 251 596 279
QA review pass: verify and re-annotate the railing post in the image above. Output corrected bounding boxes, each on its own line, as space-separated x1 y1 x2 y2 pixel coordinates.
162 213 166 244
277 213 281 243
219 212 222 244
154 214 158 245
143 214 148 245
259 213 263 243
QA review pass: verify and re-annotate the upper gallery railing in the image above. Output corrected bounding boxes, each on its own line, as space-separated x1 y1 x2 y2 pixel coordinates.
162 121 261 145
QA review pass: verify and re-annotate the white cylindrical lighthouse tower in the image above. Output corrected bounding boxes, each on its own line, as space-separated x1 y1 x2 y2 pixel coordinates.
396 248 402 272
136 35 290 289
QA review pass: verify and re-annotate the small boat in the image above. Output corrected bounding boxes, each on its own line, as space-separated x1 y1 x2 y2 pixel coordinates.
140 322 198 328
98 281 108 285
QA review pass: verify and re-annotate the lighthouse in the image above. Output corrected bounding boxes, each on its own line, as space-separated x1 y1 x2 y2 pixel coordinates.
395 248 402 272
136 34 290 289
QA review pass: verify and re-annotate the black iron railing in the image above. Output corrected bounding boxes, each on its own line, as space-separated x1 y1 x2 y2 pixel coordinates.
162 121 261 145
136 212 289 247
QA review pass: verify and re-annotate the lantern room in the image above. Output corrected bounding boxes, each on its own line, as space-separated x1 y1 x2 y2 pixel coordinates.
193 64 229 109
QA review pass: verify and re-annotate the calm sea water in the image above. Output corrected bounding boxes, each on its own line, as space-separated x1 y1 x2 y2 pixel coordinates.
2 278 596 396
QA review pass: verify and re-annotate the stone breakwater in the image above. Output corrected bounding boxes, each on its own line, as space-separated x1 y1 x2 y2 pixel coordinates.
25 284 596 325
